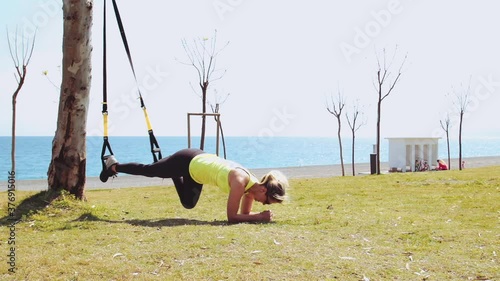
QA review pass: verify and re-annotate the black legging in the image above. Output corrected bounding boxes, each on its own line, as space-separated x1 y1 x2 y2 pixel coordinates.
116 148 206 209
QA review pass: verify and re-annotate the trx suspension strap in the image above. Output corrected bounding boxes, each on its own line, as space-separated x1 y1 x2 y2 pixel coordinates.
101 0 162 163
111 0 162 162
101 0 114 169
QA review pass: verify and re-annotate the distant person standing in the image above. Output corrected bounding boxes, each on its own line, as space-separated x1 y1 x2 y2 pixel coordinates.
437 159 448 170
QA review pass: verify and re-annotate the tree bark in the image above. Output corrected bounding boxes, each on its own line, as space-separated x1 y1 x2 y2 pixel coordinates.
47 0 93 199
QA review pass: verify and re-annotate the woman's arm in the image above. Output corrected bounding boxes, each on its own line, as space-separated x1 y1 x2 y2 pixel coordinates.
226 170 271 223
239 192 254 215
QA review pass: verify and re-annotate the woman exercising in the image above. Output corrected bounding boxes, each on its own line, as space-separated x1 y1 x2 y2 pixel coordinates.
99 148 288 223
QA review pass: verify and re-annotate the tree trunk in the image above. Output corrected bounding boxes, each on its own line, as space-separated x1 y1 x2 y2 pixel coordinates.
351 131 356 176
458 112 463 171
200 82 208 150
47 0 93 199
337 118 345 176
446 130 451 170
11 97 17 174
11 69 28 175
376 99 382 174
213 104 227 158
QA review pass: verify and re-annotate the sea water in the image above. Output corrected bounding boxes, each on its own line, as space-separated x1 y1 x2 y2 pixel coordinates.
0 136 498 180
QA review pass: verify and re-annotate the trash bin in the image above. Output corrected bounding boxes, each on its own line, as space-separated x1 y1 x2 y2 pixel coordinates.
370 153 377 174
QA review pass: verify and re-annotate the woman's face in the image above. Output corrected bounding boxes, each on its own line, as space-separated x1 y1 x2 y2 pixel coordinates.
261 191 281 205
252 188 272 205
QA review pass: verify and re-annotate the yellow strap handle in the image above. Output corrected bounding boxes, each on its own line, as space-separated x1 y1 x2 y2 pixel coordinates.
142 108 153 131
103 113 109 137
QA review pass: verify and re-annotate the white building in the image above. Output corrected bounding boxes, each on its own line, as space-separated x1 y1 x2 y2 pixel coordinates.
386 137 440 172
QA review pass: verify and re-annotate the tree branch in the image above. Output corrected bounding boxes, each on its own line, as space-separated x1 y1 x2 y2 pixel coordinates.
181 30 229 96
346 101 366 132
439 113 450 132
325 89 346 118
6 27 18 68
380 52 407 101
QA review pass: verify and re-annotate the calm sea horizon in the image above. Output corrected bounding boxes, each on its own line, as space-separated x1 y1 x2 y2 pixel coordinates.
1 136 499 180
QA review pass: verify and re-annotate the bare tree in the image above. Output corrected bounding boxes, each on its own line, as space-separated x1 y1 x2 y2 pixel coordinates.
374 47 407 174
453 78 472 171
326 90 346 176
47 0 93 200
346 100 366 176
439 113 452 170
6 27 36 178
180 30 228 150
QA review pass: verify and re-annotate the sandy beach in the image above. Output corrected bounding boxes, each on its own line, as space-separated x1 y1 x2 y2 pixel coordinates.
4 156 500 191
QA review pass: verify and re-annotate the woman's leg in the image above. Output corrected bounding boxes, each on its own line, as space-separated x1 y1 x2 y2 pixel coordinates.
172 177 203 209
116 148 204 178
116 148 205 209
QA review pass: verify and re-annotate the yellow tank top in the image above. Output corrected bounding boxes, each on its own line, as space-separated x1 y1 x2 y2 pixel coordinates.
188 154 258 193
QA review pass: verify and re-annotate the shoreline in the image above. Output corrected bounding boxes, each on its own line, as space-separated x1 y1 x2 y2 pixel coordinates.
3 156 500 191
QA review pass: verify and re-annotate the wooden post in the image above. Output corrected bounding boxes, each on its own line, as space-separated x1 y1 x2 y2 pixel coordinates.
187 113 191 148
215 114 221 156
187 113 221 156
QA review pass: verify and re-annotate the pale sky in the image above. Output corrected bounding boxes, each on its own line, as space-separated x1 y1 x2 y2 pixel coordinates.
1 0 499 139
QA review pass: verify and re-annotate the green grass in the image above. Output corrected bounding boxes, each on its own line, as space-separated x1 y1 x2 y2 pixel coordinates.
1 167 499 280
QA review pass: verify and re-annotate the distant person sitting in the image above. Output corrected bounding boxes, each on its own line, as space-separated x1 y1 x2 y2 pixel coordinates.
415 160 421 172
422 161 429 171
437 159 448 170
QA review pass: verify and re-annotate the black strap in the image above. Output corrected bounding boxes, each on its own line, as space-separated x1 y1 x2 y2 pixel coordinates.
149 131 162 162
110 0 148 111
102 0 108 115
101 0 113 167
111 0 141 97
101 0 162 163
111 0 161 162
100 138 114 169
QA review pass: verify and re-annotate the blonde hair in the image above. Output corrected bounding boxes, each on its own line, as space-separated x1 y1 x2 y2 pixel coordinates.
260 170 288 202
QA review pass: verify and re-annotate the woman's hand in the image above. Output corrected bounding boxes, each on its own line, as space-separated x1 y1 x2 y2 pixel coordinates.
260 210 273 222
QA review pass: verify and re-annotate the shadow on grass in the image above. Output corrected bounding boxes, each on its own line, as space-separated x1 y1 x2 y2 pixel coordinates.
0 191 55 226
73 213 230 227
